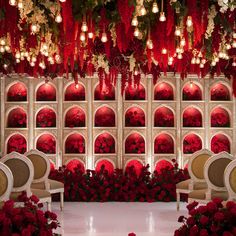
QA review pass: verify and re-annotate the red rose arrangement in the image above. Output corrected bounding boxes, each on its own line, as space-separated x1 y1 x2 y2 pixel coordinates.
49 160 189 202
154 135 174 154
65 134 85 153
36 108 56 128
211 111 230 127
175 199 236 236
7 109 27 128
0 193 59 236
154 108 174 127
65 107 85 127
36 84 56 101
95 133 115 153
183 109 202 127
154 84 174 100
183 85 202 100
37 135 56 154
211 135 230 154
125 107 145 127
125 85 145 100
125 134 145 154
95 107 115 127
211 85 230 101
65 83 85 101
183 134 202 154
7 134 27 154
94 86 115 100
7 83 27 101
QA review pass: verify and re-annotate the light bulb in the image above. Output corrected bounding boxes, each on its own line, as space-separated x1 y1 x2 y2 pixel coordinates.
16 58 20 63
159 12 166 22
88 32 94 39
175 26 181 36
9 0 16 6
5 45 10 52
0 39 5 45
134 28 140 37
30 62 35 67
196 58 200 64
226 44 231 50
146 39 153 50
131 17 138 27
162 48 167 54
24 51 29 57
140 5 147 16
177 53 183 59
219 52 224 58
169 57 173 62
233 33 236 39
200 63 204 68
232 41 236 48
55 54 61 63
55 14 62 23
134 68 139 76
18 1 23 9
31 24 38 33
168 60 173 65
180 38 186 46
0 46 5 53
80 32 86 42
81 22 88 32
59 0 66 2
190 81 193 88
186 16 193 27
232 62 236 67
101 32 107 43
201 59 206 64
32 56 37 62
39 62 46 69
75 83 79 89
176 47 181 53
42 44 48 51
3 64 8 69
214 57 219 62
15 52 20 59
191 58 196 64
152 2 159 13
211 61 216 66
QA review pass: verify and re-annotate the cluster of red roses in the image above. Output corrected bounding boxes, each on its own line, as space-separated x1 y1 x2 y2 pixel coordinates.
94 134 115 153
154 137 174 154
7 135 26 154
94 110 115 127
0 193 59 236
211 136 230 154
7 85 27 102
36 109 56 128
211 88 230 101
49 161 189 202
175 199 236 236
65 108 85 127
183 88 202 100
211 112 230 127
36 87 56 101
154 89 174 100
37 137 56 154
94 87 115 100
65 136 85 154
183 136 202 154
125 109 145 127
154 112 174 127
65 85 85 101
8 110 27 128
125 135 145 154
125 86 145 100
183 112 202 127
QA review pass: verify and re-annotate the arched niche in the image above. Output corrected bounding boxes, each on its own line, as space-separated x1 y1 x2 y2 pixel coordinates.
154 82 174 100
50 161 55 171
154 133 174 154
183 133 202 154
211 107 230 127
36 83 56 101
183 107 202 127
211 83 230 101
7 133 27 154
66 159 85 173
125 133 145 154
95 159 114 175
65 107 85 127
7 107 27 128
65 133 85 154
94 106 115 127
155 160 173 174
211 134 230 154
36 133 56 154
94 84 115 100
125 106 145 127
36 108 56 128
182 82 202 100
94 132 115 154
125 84 146 100
64 83 85 101
7 82 27 101
125 160 144 176
154 107 174 127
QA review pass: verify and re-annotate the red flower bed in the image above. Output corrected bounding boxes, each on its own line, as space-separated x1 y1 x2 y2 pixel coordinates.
125 107 145 127
183 134 202 154
7 134 27 154
7 82 27 101
36 108 56 127
7 108 27 128
94 84 115 100
211 83 230 101
95 133 115 153
65 133 85 154
125 133 145 154
183 108 202 127
154 82 174 100
65 83 85 101
154 107 174 127
175 199 236 236
211 134 230 154
211 108 230 127
183 83 202 100
36 83 56 101
0 193 59 236
95 106 115 127
154 134 174 154
36 134 56 154
125 85 145 100
49 160 189 202
65 107 85 127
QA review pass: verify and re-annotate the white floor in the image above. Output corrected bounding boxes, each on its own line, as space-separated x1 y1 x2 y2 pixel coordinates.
53 202 188 236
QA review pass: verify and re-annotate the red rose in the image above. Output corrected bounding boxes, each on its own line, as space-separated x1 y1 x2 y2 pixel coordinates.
199 215 209 226
199 229 209 236
214 212 225 222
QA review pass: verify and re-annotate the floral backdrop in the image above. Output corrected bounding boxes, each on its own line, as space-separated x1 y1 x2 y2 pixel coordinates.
36 108 56 128
7 108 27 128
36 83 56 101
65 133 85 154
211 83 230 101
154 134 174 154
211 108 230 127
125 85 146 100
94 106 115 127
125 107 145 127
154 82 174 100
65 107 86 127
7 82 27 101
36 134 56 154
65 83 85 101
7 134 27 154
154 107 174 127
125 133 145 154
183 107 202 127
211 134 230 153
182 83 202 100
183 133 202 154
94 84 115 100
95 133 115 153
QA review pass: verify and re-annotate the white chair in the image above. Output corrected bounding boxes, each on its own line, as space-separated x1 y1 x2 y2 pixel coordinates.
224 159 236 201
25 149 64 210
176 149 213 210
0 152 52 210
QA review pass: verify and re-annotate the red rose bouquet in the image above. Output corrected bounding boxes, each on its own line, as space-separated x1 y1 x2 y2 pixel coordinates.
125 108 145 127
183 109 202 127
154 109 174 127
7 134 27 154
65 108 85 127
7 109 27 128
183 86 202 100
211 112 230 127
36 108 56 128
125 134 145 154
125 86 145 100
154 87 174 100
183 135 202 154
37 135 56 154
175 199 236 236
95 133 115 153
65 134 85 153
154 136 174 153
211 135 230 154
211 85 230 101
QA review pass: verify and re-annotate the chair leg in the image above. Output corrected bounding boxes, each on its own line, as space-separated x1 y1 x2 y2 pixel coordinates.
176 191 180 211
60 192 64 211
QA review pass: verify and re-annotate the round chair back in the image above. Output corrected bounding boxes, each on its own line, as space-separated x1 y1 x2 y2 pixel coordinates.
0 162 13 201
224 159 236 200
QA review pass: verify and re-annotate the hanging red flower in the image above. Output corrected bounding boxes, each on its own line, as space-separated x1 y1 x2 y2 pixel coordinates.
94 133 115 154
125 107 145 127
36 108 56 128
125 133 145 154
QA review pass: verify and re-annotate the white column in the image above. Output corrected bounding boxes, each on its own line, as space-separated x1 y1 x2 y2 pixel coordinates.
233 79 236 156
28 78 34 150
0 76 5 155
204 77 210 149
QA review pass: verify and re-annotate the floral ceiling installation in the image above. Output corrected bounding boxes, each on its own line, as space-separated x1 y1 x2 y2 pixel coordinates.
0 0 235 95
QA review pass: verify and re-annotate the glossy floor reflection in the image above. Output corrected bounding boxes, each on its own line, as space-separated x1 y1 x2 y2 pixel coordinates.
53 202 187 236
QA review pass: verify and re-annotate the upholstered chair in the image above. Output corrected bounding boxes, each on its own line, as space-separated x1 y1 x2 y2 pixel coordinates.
176 149 213 210
25 149 64 210
224 159 236 201
0 152 51 210
0 162 13 203
188 152 234 204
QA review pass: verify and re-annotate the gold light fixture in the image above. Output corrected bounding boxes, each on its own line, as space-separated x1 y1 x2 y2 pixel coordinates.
55 14 62 23
159 0 166 22
101 32 108 43
140 5 147 16
186 16 193 27
9 0 17 6
81 22 88 32
80 32 86 42
152 2 159 13
175 26 181 36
